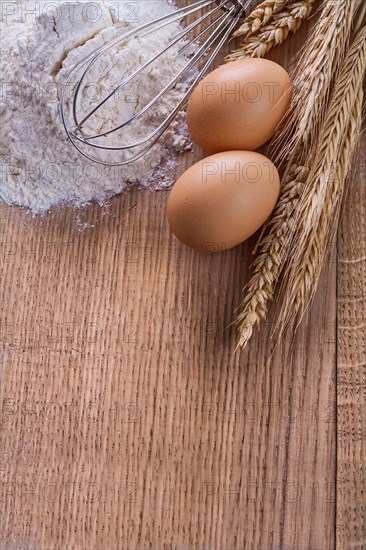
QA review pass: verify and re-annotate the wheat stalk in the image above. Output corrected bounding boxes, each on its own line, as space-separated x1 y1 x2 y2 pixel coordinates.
276 25 366 332
235 0 359 349
226 0 314 60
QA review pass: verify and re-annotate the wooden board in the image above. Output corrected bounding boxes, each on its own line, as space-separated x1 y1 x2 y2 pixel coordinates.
337 133 366 550
0 5 364 550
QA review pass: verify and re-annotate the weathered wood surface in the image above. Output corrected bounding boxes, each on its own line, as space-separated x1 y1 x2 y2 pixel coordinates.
336 132 365 550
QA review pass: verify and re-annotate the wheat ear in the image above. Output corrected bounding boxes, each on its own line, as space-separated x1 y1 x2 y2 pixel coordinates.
234 0 291 34
276 26 366 332
235 163 309 349
226 0 314 60
273 0 357 161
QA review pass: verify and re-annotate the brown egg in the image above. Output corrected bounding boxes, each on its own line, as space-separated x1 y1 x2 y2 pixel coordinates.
167 151 280 252
187 58 292 153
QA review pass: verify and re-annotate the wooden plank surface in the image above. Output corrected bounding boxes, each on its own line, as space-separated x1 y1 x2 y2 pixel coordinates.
336 133 366 549
0 4 363 550
0 188 337 550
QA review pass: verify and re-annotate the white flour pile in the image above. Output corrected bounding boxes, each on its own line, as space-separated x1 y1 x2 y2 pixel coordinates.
0 0 195 213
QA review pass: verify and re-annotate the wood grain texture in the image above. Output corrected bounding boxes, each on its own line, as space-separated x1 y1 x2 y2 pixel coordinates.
336 133 366 550
0 3 362 550
0 188 337 550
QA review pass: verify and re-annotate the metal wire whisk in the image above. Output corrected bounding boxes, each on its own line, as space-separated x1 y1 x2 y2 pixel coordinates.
60 0 252 166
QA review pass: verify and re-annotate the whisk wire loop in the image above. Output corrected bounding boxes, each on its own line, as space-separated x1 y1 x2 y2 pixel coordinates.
60 0 251 165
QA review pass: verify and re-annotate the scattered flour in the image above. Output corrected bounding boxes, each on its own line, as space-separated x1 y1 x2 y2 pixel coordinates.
0 0 195 213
